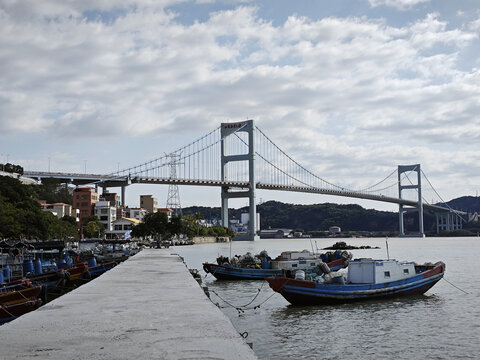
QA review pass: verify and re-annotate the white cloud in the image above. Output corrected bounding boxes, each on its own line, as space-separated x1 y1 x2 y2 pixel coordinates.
368 0 431 11
1 1 480 207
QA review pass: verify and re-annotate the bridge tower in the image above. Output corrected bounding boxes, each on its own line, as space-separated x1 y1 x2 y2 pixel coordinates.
220 120 259 241
398 164 424 237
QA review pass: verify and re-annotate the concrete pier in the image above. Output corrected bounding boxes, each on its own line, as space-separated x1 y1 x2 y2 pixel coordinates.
0 249 257 359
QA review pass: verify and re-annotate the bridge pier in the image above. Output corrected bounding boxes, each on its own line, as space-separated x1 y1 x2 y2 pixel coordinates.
398 164 424 237
436 211 463 233
221 120 259 241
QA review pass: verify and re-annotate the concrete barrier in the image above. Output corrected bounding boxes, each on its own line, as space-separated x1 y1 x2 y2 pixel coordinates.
193 236 230 244
0 249 257 360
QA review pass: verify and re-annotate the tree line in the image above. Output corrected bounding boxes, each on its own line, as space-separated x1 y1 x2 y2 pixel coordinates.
1 163 24 175
0 175 78 240
131 211 235 240
0 175 234 240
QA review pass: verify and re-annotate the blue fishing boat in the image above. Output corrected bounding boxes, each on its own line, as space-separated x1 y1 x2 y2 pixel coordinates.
203 250 351 280
266 259 445 305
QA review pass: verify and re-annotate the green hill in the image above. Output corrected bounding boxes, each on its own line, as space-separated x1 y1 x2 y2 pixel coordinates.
183 200 434 234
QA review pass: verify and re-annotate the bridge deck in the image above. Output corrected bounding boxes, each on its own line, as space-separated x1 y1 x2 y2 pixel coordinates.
22 171 465 215
0 249 257 360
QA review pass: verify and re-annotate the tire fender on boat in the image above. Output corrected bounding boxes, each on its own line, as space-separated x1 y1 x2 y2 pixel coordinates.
203 263 210 274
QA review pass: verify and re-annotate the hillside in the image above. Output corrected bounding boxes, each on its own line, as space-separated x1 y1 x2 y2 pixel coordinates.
183 201 435 233
443 196 480 213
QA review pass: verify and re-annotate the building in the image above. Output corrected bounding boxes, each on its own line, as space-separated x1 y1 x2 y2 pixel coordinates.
116 206 127 221
259 228 293 238
329 226 341 234
157 208 174 220
100 192 121 207
73 187 98 227
240 212 261 232
140 195 158 213
107 218 141 239
39 201 75 219
94 200 117 231
126 207 148 221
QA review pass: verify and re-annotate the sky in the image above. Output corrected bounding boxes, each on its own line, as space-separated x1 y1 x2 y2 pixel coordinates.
1 0 480 213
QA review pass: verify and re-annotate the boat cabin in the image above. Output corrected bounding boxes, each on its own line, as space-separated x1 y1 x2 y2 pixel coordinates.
272 258 324 271
270 250 324 271
276 250 315 260
347 259 416 284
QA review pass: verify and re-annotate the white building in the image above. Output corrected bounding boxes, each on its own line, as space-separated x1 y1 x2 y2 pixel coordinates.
95 200 117 231
40 202 74 219
329 226 341 234
240 212 261 232
126 207 148 222
107 218 141 239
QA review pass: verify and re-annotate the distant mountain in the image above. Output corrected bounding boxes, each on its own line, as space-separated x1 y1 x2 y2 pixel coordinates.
442 196 480 213
183 197 479 234
183 201 410 233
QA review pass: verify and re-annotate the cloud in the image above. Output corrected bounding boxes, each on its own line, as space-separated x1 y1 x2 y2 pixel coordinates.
368 0 431 11
1 2 480 205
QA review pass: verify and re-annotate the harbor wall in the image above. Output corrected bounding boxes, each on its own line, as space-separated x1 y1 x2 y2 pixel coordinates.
0 249 257 360
193 236 230 243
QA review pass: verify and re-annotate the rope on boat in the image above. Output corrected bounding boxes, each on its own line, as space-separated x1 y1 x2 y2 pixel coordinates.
0 304 16 318
442 277 469 294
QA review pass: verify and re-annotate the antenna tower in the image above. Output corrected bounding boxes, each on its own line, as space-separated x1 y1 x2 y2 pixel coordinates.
166 153 182 215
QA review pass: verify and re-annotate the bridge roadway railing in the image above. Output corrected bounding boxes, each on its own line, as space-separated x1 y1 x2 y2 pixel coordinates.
23 171 464 216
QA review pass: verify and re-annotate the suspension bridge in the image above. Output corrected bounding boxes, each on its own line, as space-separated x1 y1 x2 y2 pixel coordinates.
24 120 467 240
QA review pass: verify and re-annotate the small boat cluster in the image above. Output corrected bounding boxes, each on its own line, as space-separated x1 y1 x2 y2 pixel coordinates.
203 247 445 305
0 239 144 324
203 249 352 281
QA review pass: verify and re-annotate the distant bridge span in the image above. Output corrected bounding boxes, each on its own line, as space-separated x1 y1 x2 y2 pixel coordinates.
24 170 463 213
23 120 467 239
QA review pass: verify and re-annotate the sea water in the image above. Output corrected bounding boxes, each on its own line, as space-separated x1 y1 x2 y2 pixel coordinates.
173 237 480 359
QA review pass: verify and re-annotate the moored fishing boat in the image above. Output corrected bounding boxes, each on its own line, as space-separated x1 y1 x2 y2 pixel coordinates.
266 258 445 305
82 258 118 279
64 262 89 283
0 284 43 306
203 250 351 280
0 298 42 324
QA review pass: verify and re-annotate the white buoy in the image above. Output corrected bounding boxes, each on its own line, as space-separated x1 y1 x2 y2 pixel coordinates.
295 270 305 280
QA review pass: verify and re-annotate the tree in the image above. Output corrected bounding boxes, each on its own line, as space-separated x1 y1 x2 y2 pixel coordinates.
131 222 151 239
166 215 184 238
143 212 169 240
83 221 104 238
35 178 73 205
82 215 104 238
0 176 79 240
193 212 202 235
61 215 77 227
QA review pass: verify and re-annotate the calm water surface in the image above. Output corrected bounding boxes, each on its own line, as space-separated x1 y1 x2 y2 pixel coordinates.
173 237 480 359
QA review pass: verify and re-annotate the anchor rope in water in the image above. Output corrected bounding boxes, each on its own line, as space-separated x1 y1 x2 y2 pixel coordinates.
442 277 469 294
211 281 265 309
210 281 277 314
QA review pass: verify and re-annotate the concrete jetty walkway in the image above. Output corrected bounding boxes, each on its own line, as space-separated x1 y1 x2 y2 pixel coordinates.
0 249 257 359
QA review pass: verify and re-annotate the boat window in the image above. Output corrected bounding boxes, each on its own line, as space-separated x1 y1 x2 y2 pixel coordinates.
384 271 391 278
403 269 409 274
310 263 316 266
292 264 297 268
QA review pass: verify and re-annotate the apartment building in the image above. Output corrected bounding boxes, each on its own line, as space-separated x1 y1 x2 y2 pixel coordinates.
73 187 98 227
